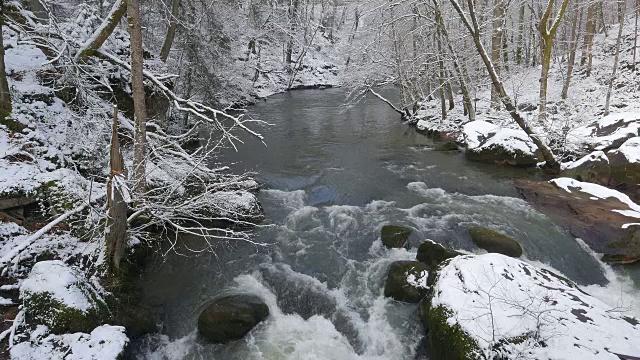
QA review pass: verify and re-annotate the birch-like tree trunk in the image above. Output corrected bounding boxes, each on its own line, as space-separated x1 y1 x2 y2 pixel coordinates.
604 0 626 115
106 106 128 273
76 0 127 63
285 0 299 65
0 1 12 120
581 3 596 75
516 4 526 64
633 0 638 71
538 0 570 125
449 0 559 171
159 0 180 62
128 0 147 197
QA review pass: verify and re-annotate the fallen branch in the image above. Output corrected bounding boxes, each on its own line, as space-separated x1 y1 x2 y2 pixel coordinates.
368 87 404 115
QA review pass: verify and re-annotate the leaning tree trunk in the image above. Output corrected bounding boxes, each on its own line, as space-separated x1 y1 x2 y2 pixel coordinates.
128 0 147 197
604 0 626 116
449 0 559 171
106 106 128 273
76 0 127 63
159 0 180 62
0 1 12 120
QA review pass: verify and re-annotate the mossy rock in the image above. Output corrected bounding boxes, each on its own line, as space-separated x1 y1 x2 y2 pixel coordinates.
0 116 26 133
468 227 523 258
383 261 429 303
115 304 157 338
560 151 611 186
22 291 109 335
380 225 412 248
418 303 481 360
198 294 269 344
434 141 459 152
416 240 462 269
466 145 541 167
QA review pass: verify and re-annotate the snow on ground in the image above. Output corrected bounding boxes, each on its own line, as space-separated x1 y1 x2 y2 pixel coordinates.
430 253 640 359
10 325 128 360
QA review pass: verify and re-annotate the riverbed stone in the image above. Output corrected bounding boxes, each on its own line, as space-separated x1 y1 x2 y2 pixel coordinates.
468 227 523 258
434 140 459 152
463 124 542 167
380 225 412 248
560 151 611 186
383 261 429 303
416 239 461 269
198 294 269 344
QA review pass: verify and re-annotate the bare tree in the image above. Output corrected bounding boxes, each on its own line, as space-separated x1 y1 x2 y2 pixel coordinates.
159 0 181 62
490 0 505 110
581 2 596 76
538 0 571 124
604 0 626 116
76 0 127 63
448 0 559 171
562 3 582 99
0 0 11 120
128 0 148 197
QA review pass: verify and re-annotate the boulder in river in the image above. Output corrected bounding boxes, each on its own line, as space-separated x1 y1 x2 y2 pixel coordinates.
380 225 412 248
418 253 640 360
468 227 523 258
384 261 429 303
560 151 611 186
416 239 462 269
515 178 640 263
198 294 269 344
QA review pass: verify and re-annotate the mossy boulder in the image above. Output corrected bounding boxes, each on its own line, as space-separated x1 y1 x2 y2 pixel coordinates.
607 137 640 200
560 151 611 185
468 227 523 258
416 239 462 269
20 261 109 334
383 261 429 303
434 140 459 152
418 302 481 360
198 294 269 344
465 128 542 167
380 225 412 248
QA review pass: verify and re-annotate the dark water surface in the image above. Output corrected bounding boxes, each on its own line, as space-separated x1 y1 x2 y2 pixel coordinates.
131 89 638 360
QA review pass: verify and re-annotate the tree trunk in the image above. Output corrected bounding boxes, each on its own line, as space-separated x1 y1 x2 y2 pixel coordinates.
490 0 504 109
516 4 525 64
128 0 147 197
0 1 12 120
634 0 638 71
159 0 180 62
604 0 626 116
285 0 299 65
76 0 127 63
538 0 570 125
106 106 128 273
449 0 559 171
562 6 581 99
581 3 596 75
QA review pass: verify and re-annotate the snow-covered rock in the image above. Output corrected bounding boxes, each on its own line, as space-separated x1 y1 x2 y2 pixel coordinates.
607 137 640 194
571 112 640 152
10 325 128 360
204 190 264 223
419 253 640 360
560 151 611 185
463 121 541 166
20 261 109 334
384 261 429 303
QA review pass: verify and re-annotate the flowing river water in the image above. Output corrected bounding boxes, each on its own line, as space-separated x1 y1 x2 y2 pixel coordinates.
131 89 640 359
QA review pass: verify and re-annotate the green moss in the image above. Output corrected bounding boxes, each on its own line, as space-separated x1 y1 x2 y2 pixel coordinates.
0 116 26 132
426 305 481 360
23 291 108 334
381 225 412 248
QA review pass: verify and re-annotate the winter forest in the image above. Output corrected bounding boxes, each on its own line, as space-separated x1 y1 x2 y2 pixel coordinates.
1 0 640 358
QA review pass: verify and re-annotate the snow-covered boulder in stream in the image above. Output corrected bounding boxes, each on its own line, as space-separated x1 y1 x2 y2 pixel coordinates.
20 261 109 334
418 253 640 360
10 325 128 360
199 190 264 223
607 137 640 198
560 151 611 185
570 112 640 152
462 121 542 166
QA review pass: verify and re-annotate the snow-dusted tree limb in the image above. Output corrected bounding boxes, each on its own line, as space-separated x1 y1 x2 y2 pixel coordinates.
75 0 127 63
93 49 267 147
368 87 404 115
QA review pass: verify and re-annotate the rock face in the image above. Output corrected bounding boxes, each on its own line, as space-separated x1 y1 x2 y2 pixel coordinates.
380 225 412 248
515 178 640 263
462 121 542 166
20 261 109 334
198 294 269 344
560 151 611 186
607 137 640 200
416 240 461 269
468 227 523 258
384 261 429 303
419 254 640 360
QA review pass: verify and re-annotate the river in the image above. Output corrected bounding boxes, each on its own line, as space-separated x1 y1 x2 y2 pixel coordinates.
129 88 640 359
